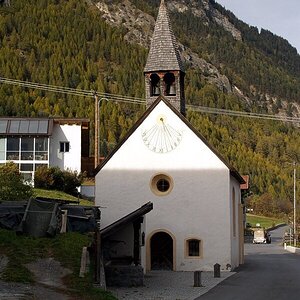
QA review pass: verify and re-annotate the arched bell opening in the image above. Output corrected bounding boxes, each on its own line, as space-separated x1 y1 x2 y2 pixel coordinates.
150 73 161 96
164 72 176 96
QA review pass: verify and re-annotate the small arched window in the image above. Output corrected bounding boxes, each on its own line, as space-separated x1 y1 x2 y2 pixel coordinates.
163 72 176 96
150 73 161 96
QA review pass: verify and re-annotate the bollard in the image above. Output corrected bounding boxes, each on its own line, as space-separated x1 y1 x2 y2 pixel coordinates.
194 270 203 287
214 263 220 278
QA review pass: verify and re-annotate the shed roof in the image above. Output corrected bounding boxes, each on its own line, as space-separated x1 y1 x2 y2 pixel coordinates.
100 202 153 239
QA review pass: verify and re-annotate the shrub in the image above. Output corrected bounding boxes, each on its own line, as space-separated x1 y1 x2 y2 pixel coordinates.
34 165 54 189
0 162 33 201
34 166 83 196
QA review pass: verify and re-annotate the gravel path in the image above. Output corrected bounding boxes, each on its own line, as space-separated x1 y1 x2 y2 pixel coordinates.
109 270 234 300
0 255 71 300
1 254 233 300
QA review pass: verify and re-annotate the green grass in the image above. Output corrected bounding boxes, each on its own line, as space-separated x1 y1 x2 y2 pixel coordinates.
0 228 116 300
246 214 285 229
34 188 94 206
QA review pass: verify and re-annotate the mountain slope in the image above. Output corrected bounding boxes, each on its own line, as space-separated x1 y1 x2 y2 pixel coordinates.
0 0 299 217
96 0 300 115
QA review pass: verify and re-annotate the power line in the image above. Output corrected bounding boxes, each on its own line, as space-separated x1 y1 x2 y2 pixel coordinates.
0 77 145 104
187 105 300 123
0 76 299 123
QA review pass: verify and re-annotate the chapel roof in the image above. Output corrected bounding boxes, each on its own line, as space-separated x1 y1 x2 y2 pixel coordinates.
94 96 245 184
144 0 184 73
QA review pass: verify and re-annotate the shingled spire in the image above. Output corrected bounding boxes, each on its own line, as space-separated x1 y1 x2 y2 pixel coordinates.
144 0 186 115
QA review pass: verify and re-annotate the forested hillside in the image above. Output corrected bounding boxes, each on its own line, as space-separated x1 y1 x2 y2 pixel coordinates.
0 0 299 217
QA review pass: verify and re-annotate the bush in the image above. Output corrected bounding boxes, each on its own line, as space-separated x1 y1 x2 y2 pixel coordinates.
34 165 54 189
34 166 83 196
0 162 33 201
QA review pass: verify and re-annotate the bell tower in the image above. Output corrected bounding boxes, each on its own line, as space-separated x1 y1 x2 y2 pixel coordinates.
144 0 186 116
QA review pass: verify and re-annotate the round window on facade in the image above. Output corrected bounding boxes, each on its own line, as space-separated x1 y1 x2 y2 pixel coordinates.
150 174 173 196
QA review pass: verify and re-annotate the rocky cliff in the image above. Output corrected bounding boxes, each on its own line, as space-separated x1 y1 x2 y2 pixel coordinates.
95 0 240 94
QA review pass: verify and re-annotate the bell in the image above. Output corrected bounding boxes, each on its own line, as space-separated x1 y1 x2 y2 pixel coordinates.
154 86 161 96
169 84 176 95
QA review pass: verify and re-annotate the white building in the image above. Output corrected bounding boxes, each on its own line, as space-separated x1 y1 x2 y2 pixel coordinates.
95 0 245 272
0 117 89 182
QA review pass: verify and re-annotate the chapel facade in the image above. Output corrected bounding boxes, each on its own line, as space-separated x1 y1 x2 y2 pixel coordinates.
95 0 244 273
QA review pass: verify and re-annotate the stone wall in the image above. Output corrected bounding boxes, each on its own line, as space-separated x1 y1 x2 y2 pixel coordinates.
105 265 144 287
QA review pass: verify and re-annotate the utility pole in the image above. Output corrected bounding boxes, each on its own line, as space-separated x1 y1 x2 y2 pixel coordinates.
293 162 297 246
94 93 108 168
94 92 99 168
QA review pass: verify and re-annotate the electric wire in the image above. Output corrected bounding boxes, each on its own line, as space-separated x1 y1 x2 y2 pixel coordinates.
0 76 299 123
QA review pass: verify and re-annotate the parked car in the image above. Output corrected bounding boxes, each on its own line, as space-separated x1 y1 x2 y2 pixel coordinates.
253 228 271 244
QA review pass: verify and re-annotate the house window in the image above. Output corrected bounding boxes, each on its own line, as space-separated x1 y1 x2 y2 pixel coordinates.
150 174 173 196
186 239 202 258
7 137 20 160
35 137 48 160
0 138 5 160
21 137 34 160
20 164 33 172
22 172 33 184
60 141 70 153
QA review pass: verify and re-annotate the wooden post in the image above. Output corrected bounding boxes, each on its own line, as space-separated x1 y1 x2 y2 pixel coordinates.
214 263 221 278
194 271 202 287
79 247 88 277
60 210 68 233
94 222 101 284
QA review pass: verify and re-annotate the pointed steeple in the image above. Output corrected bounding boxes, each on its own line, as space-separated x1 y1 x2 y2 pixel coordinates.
144 0 184 73
144 0 186 115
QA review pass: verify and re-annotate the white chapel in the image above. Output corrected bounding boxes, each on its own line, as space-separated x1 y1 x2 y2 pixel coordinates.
95 0 245 272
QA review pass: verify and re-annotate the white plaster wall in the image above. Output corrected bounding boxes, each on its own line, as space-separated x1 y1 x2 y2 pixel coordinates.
230 177 242 270
49 124 81 172
96 101 237 271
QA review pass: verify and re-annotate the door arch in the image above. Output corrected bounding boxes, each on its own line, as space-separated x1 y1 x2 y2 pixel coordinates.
148 230 175 270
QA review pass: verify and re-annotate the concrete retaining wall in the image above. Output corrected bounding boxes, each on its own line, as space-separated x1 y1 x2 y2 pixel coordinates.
285 245 300 254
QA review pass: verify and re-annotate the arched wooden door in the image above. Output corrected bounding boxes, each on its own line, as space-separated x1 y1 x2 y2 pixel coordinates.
150 231 173 270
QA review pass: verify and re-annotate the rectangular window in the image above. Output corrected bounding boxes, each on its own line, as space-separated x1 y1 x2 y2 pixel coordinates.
21 172 33 184
20 164 33 172
7 137 19 160
21 137 34 160
0 138 5 160
186 239 202 258
60 141 70 153
35 137 48 160
188 240 200 256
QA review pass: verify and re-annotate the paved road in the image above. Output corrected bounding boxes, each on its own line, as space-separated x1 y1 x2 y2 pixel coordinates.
197 226 300 300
